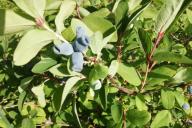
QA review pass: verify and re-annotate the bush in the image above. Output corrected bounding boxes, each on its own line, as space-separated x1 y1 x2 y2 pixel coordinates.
1 0 192 127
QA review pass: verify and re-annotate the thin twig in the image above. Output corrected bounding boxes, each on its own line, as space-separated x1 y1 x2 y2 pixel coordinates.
76 5 82 20
140 32 164 92
148 32 164 60
108 76 136 95
148 61 157 72
117 33 123 62
123 110 127 128
140 63 150 92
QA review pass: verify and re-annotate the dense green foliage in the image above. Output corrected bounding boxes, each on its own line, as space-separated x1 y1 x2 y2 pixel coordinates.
1 0 192 127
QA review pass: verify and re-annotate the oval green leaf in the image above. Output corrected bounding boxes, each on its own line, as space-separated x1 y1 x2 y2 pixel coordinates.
13 29 57 66
151 110 172 128
127 109 151 126
0 10 35 35
117 63 141 86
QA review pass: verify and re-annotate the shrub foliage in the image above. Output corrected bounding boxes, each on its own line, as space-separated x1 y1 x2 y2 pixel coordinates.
1 0 192 127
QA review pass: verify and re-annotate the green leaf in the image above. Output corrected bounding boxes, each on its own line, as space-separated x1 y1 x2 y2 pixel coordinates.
79 7 90 17
13 0 46 18
83 15 115 37
138 28 153 54
0 9 35 35
55 0 76 33
127 109 151 126
52 86 63 112
59 76 83 111
122 0 151 32
128 0 142 12
90 8 110 18
21 118 35 128
18 91 27 113
173 68 192 83
176 0 192 18
89 64 108 84
117 63 141 86
111 103 122 124
95 85 108 110
73 97 82 128
161 90 175 109
46 0 62 11
32 57 57 74
31 83 46 107
186 9 192 24
135 95 148 111
71 18 93 37
153 51 192 64
89 31 104 55
18 76 34 92
151 110 172 128
0 110 13 128
108 60 119 77
48 64 70 77
147 66 176 86
0 73 5 82
61 26 76 42
114 0 128 26
33 107 46 124
13 29 57 66
174 91 185 107
155 0 184 33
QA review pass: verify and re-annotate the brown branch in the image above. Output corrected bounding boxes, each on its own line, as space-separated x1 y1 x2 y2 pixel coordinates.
148 32 164 60
140 32 164 92
108 76 136 95
140 62 150 92
117 33 123 62
123 110 127 128
76 5 82 20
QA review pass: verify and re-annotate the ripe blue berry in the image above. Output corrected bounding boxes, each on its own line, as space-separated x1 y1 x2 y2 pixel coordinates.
182 103 190 110
76 26 86 38
73 26 90 52
53 42 74 56
188 86 192 94
71 52 84 72
73 37 90 52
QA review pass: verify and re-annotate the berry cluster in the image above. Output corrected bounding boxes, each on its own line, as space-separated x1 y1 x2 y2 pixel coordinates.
53 26 90 72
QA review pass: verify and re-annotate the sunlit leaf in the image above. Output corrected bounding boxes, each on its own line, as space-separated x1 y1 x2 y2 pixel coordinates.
151 110 172 128
55 0 76 33
13 29 57 66
0 10 35 35
13 0 46 18
155 0 184 33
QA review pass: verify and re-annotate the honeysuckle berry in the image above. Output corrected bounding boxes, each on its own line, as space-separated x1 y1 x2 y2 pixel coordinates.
76 26 87 38
72 26 90 52
71 52 84 72
53 42 74 56
188 86 192 94
182 103 190 110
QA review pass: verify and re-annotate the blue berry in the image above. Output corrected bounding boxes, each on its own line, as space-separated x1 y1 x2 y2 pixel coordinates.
53 42 74 56
182 103 190 110
76 26 86 38
188 86 192 94
73 37 90 52
71 52 84 72
72 26 90 52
